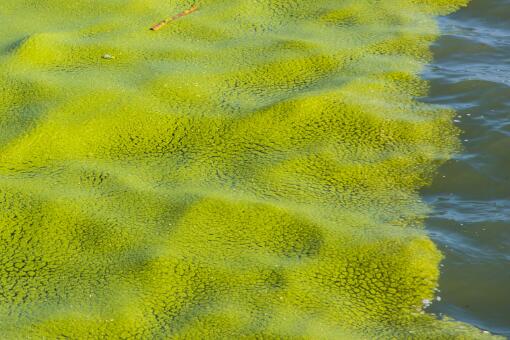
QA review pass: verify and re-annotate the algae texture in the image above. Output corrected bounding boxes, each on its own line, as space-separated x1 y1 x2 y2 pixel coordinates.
0 0 498 338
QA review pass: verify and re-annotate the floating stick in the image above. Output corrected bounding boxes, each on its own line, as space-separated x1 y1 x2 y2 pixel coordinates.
150 4 198 31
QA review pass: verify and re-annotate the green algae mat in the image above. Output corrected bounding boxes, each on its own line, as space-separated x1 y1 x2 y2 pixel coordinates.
0 0 500 338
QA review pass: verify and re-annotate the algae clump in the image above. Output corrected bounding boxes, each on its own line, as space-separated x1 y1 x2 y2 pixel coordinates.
0 0 500 338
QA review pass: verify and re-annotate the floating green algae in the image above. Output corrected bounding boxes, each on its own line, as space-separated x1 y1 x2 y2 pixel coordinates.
0 0 500 338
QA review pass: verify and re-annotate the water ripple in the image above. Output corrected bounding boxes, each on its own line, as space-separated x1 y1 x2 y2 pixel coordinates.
423 0 510 335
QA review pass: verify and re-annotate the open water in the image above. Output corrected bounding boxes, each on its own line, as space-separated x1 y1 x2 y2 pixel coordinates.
424 0 510 337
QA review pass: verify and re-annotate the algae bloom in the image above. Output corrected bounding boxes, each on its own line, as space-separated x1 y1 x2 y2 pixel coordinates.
0 0 501 338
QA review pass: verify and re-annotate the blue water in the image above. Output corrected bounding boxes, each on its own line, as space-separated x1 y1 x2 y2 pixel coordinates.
423 0 510 336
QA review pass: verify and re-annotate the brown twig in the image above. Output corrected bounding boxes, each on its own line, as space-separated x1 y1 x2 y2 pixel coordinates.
150 4 198 31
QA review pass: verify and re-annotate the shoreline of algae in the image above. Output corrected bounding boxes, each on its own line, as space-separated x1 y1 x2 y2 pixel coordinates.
0 0 500 338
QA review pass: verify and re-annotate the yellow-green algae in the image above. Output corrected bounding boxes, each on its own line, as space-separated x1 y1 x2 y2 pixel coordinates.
0 0 500 338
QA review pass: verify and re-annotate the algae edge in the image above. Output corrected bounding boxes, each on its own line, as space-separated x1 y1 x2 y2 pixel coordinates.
0 0 499 338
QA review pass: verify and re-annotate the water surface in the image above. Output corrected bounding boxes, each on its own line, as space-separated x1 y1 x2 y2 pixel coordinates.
423 0 510 336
